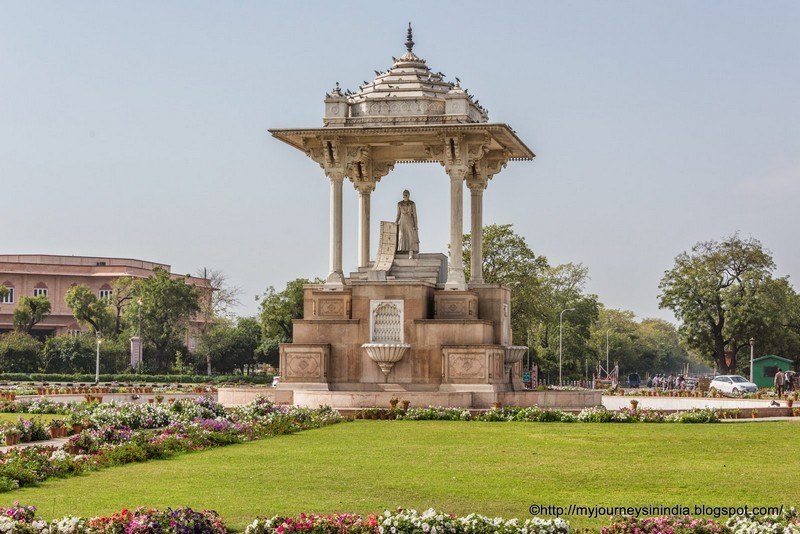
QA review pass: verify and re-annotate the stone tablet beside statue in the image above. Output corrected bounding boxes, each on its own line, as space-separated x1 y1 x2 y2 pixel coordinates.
396 190 419 259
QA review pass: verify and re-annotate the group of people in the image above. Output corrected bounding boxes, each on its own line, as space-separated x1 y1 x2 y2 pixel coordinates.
647 374 689 390
773 369 796 397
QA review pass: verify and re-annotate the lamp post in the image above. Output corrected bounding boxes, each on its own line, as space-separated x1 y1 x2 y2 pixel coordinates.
526 330 530 372
559 308 575 386
606 328 612 375
749 337 755 383
137 298 142 338
95 331 102 384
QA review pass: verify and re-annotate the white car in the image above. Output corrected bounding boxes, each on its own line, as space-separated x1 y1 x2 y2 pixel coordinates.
708 375 758 395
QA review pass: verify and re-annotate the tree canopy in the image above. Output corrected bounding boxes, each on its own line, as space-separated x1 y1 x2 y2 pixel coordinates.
659 234 800 373
257 278 316 367
463 224 600 380
196 317 262 374
124 267 201 372
13 295 51 334
65 284 115 334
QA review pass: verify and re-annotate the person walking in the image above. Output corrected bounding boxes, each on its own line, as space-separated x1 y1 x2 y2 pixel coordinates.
785 370 795 392
774 368 786 398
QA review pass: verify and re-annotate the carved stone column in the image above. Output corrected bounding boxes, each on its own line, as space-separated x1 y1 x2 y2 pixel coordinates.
445 165 468 290
325 170 345 288
467 179 486 285
355 181 375 268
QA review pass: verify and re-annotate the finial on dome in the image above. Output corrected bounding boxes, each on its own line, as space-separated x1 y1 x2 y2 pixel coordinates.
405 22 414 53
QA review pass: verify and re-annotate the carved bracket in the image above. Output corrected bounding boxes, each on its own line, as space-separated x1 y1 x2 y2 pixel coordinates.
467 149 509 190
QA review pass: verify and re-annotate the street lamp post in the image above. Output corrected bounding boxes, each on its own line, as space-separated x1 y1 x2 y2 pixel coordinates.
749 338 755 383
526 330 530 372
137 298 142 338
95 331 102 384
559 308 575 386
606 328 612 375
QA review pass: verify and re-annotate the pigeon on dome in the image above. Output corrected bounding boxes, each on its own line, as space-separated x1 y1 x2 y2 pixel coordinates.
322 24 489 126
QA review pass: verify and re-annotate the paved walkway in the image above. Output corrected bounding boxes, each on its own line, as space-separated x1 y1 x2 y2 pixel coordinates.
603 395 792 410
0 436 69 453
720 416 800 423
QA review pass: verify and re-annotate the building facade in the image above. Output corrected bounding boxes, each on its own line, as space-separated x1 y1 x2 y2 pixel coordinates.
0 255 211 347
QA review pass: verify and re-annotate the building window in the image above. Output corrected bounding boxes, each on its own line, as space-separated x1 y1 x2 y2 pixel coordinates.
0 287 13 304
99 289 113 299
764 366 778 378
33 287 48 297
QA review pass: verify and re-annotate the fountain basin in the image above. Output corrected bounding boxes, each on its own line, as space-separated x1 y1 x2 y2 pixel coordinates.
362 343 411 380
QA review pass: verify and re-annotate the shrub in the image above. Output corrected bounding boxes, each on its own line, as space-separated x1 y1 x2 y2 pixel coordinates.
0 332 43 374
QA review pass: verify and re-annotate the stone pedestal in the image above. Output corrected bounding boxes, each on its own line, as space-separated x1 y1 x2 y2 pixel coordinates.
279 344 330 385
434 291 478 319
305 289 352 320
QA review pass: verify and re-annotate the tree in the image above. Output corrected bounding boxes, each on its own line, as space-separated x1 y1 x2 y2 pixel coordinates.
125 267 201 372
658 234 788 374
0 331 43 372
196 267 242 375
196 268 241 322
13 295 51 334
109 277 134 336
259 278 310 341
197 317 262 374
588 307 700 377
65 284 115 334
462 224 599 380
258 278 314 366
42 334 96 373
463 224 548 344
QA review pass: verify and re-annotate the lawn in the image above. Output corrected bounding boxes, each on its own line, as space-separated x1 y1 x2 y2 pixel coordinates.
0 412 61 424
3 421 798 531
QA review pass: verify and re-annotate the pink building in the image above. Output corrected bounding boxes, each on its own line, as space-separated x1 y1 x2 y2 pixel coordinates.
0 255 211 347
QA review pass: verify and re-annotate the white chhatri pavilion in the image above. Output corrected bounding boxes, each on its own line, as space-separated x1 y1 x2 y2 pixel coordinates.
270 25 534 291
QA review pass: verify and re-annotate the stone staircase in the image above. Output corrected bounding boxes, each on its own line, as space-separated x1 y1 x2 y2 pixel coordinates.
349 253 447 284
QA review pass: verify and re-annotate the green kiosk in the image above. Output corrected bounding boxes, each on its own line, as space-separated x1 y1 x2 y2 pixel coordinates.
751 355 794 389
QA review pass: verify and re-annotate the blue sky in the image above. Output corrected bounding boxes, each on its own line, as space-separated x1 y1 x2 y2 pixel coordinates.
1 1 798 320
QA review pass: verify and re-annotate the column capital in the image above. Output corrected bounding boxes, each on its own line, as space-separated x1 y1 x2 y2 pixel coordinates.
466 175 489 192
325 168 346 182
353 180 376 194
445 164 469 181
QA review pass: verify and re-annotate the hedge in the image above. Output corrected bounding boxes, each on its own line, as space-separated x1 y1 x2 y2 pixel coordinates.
0 373 274 384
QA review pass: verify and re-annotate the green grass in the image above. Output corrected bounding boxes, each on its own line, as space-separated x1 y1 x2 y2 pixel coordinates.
0 413 61 424
3 421 798 531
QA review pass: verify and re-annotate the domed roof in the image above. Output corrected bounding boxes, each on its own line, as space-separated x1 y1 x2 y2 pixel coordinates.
324 25 488 127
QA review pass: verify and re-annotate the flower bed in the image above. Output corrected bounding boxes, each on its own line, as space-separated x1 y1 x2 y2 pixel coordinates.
0 397 342 493
378 406 721 423
603 508 800 533
1 503 797 534
0 502 226 533
1 417 50 445
247 509 569 534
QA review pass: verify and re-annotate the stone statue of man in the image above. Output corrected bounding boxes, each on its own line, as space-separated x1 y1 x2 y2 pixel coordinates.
396 189 419 259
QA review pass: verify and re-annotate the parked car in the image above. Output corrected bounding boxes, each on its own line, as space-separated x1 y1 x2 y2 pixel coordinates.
628 373 641 388
708 375 758 395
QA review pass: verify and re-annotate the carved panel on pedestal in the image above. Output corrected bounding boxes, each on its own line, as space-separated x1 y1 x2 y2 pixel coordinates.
307 290 351 320
434 291 478 319
370 300 404 342
279 344 329 383
318 299 346 317
447 352 486 380
286 353 322 379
